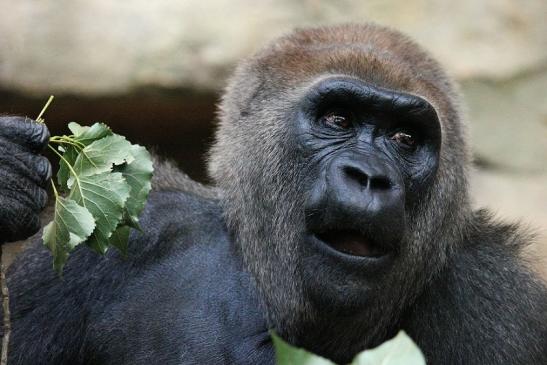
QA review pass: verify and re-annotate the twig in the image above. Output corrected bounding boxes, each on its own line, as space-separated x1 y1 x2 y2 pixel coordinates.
0 246 10 365
36 95 54 123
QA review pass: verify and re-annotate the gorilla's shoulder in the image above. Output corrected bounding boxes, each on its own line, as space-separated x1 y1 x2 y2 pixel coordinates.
443 209 542 287
128 188 226 260
151 155 219 199
404 210 547 363
461 209 536 260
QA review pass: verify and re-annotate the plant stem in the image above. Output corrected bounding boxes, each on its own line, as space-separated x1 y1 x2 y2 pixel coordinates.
49 138 84 151
51 180 59 199
47 145 86 209
48 145 79 180
0 246 10 365
36 95 54 123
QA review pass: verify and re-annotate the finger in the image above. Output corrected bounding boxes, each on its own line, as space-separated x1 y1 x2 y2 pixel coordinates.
27 183 49 211
0 144 52 188
34 156 53 187
36 185 49 210
0 169 48 211
0 116 50 152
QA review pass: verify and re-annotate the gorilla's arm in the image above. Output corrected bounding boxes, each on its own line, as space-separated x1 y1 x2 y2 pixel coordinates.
403 212 547 365
6 162 271 365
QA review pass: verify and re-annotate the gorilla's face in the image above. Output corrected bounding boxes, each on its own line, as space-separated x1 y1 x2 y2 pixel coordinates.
294 77 441 309
210 25 469 349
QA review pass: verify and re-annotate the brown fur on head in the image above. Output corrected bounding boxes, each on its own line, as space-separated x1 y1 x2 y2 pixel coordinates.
208 23 471 360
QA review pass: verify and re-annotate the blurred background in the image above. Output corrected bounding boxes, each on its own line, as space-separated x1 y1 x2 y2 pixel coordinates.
0 0 545 275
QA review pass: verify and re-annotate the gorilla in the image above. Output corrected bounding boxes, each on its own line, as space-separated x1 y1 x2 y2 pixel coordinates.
0 24 546 365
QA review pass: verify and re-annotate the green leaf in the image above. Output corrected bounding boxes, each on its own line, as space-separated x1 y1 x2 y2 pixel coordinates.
114 145 154 228
68 134 134 187
58 123 113 190
272 331 425 365
69 172 131 254
57 145 79 190
350 331 425 365
109 225 131 256
42 197 96 274
68 122 112 145
272 332 336 365
44 118 155 272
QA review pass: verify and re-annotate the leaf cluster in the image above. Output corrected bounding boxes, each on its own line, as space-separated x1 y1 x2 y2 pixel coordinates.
43 122 153 273
272 331 425 365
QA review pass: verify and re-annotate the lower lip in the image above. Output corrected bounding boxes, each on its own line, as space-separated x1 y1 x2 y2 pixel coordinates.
308 233 393 266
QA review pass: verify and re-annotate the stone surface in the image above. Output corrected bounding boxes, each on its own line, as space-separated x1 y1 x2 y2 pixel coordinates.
462 69 547 172
0 0 546 94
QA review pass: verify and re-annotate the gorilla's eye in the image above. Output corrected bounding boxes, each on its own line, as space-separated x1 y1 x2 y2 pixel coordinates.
319 110 352 129
391 131 416 149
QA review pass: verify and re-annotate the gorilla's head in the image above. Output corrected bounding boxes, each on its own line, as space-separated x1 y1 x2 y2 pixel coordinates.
209 24 471 359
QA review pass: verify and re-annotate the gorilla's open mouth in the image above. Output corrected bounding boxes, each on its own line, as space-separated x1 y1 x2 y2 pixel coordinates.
315 229 388 258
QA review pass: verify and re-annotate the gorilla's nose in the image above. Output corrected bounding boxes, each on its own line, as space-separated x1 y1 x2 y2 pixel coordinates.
342 162 393 193
332 157 401 198
305 154 406 253
324 155 405 226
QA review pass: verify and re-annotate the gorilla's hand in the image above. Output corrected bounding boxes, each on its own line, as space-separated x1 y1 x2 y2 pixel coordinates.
0 116 51 243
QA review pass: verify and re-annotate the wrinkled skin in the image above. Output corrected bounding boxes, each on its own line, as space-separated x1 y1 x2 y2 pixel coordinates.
298 78 441 310
0 117 51 243
2 24 547 365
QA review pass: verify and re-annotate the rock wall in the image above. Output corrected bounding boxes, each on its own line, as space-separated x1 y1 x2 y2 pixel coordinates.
1 0 546 94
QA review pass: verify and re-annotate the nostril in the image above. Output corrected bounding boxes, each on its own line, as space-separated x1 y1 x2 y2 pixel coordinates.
341 164 395 191
369 176 392 190
343 166 368 188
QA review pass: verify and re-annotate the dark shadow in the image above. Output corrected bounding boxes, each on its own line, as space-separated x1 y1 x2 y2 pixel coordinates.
0 88 219 183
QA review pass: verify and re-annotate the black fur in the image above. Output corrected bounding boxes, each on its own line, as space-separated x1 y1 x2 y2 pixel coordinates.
1 23 547 364
7 188 272 364
403 211 547 364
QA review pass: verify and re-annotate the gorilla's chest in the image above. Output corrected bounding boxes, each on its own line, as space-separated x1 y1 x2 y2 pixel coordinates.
87 240 273 365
